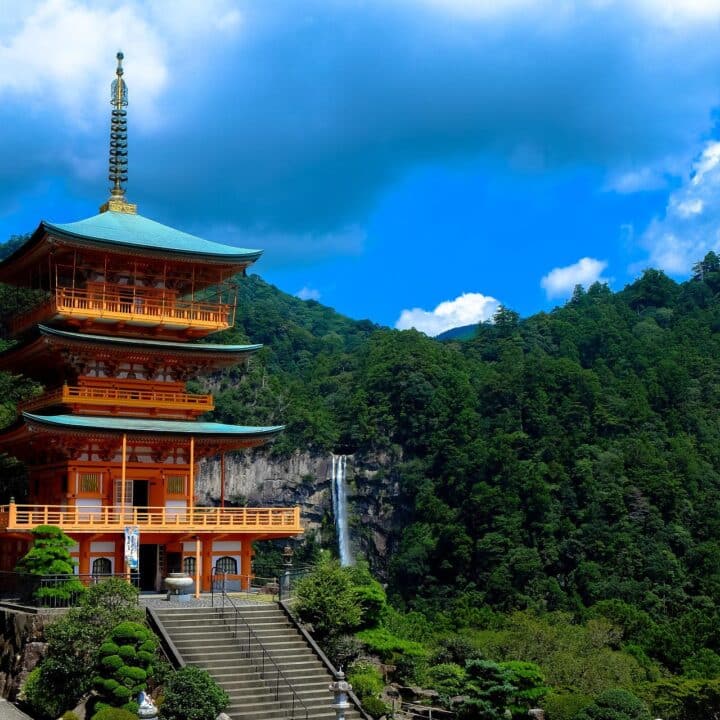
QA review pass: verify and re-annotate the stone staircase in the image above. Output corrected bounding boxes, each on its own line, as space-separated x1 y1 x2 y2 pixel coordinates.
152 604 364 720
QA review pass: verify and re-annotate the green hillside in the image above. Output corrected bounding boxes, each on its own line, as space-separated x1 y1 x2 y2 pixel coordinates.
8 237 720 711
213 260 720 674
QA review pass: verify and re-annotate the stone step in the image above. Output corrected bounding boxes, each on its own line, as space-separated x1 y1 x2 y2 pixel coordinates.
151 602 365 720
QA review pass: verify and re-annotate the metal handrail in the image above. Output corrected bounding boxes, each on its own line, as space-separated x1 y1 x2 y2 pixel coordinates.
214 572 309 720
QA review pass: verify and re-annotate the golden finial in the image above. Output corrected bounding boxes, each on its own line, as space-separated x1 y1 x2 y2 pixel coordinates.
100 51 137 214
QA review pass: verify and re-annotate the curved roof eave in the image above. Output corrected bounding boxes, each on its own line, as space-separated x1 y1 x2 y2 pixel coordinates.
42 213 262 264
37 325 262 354
23 412 284 437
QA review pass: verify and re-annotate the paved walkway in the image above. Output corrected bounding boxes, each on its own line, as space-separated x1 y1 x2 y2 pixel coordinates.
140 592 275 609
0 699 33 720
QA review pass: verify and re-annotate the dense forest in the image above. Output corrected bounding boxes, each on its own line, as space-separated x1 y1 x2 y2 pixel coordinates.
214 258 720 645
6 234 720 716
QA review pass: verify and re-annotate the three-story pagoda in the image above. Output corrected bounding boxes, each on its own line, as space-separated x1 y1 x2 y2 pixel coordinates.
0 53 301 593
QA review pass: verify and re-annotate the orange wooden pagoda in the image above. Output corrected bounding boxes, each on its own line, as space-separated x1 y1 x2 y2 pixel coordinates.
0 53 302 593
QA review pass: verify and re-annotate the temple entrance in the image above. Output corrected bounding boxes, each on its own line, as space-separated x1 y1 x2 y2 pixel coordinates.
133 480 149 507
139 544 158 591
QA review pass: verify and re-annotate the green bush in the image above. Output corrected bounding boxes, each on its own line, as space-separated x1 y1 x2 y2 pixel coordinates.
427 663 467 698
348 661 385 699
543 693 593 720
91 708 138 720
576 689 651 720
295 556 362 640
20 666 66 720
16 566 144 718
362 695 390 719
62 713 80 720
95 621 157 710
14 525 85 605
159 666 229 720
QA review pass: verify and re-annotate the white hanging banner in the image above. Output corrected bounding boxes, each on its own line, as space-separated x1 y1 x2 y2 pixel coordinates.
124 526 139 570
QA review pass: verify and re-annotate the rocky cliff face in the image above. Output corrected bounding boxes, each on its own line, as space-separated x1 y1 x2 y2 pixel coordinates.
196 448 405 578
0 610 50 700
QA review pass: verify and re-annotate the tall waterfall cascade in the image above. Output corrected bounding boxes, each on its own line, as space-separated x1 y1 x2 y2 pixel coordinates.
331 454 353 566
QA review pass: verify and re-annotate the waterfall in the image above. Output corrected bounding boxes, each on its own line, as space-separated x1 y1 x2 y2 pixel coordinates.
331 454 353 566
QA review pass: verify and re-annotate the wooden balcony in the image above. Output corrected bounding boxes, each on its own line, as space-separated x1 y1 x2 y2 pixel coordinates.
8 284 233 336
20 385 214 416
0 504 302 535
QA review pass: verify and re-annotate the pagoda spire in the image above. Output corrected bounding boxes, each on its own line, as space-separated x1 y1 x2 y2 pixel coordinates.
100 51 137 214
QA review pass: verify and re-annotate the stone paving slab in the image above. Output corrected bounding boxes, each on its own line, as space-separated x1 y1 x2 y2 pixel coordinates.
0 699 33 720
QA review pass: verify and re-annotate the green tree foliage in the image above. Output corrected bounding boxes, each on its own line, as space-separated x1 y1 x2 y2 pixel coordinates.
91 709 137 720
21 579 144 718
294 555 363 640
15 525 85 603
93 621 157 710
575 689 651 720
158 666 229 720
348 662 389 719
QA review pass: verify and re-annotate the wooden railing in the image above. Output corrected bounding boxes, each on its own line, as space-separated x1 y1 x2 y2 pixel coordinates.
7 284 233 336
20 385 214 414
0 504 302 534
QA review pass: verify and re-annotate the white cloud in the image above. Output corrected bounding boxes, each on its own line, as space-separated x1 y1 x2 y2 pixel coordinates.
395 292 500 337
541 257 609 298
605 167 668 194
296 287 321 301
640 140 720 274
0 0 242 127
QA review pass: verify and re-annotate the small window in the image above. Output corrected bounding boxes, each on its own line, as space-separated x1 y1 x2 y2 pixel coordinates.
79 472 101 493
167 475 185 495
183 557 196 575
215 556 237 575
92 558 111 576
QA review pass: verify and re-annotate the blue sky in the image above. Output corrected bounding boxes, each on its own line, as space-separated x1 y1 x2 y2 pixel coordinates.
3 1 720 335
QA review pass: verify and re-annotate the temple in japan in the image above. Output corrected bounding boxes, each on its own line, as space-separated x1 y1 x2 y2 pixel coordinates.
0 53 301 592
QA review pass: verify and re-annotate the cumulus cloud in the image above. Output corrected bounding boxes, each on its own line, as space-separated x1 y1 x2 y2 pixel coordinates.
395 292 500 337
296 287 321 301
541 257 609 298
640 141 720 274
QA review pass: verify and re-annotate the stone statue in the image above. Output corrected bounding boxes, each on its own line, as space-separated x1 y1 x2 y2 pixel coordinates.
138 690 158 719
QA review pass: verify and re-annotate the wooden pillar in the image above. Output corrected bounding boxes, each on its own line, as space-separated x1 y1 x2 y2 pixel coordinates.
188 437 195 511
120 434 127 520
114 538 124 578
78 537 90 577
202 537 213 593
240 540 253 592
194 536 201 599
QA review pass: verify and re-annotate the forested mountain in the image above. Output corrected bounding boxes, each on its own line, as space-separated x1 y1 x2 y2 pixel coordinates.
7 239 720 704
208 258 720 676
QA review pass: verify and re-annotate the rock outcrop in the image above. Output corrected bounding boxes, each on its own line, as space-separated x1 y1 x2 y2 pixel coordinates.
0 610 52 700
196 448 404 576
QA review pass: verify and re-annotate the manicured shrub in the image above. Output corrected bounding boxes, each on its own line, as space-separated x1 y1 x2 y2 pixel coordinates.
159 666 229 720
14 525 85 604
91 708 138 720
94 621 157 710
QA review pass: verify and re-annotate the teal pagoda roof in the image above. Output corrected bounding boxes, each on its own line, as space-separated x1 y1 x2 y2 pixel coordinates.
23 412 283 438
37 325 262 354
43 211 262 263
